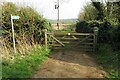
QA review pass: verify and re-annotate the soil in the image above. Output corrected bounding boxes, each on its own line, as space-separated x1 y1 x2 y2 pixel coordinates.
33 46 107 78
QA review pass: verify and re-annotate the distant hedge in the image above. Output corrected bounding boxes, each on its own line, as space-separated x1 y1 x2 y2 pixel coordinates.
76 20 120 50
1 2 51 45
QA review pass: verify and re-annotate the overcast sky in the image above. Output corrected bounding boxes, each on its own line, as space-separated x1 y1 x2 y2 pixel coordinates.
3 0 92 19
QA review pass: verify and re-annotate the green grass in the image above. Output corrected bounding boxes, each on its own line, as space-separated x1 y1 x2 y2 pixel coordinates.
55 24 76 33
95 44 119 79
2 46 51 78
49 19 77 24
57 29 75 33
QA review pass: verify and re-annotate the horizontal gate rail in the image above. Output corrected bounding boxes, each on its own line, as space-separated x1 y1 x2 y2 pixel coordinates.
47 32 94 36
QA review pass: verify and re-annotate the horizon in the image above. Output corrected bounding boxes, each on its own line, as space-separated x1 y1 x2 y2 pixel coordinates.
3 0 91 19
48 18 77 20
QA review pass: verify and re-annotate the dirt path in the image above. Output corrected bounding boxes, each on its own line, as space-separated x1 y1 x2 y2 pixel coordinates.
33 47 106 78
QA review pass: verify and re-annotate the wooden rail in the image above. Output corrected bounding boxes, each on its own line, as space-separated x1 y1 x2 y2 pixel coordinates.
48 34 65 47
47 32 94 36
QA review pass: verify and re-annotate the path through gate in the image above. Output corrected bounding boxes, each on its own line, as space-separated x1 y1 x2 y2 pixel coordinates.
45 27 98 52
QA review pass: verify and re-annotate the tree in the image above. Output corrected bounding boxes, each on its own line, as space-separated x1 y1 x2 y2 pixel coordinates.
92 2 104 21
105 1 120 25
91 0 120 25
78 3 98 22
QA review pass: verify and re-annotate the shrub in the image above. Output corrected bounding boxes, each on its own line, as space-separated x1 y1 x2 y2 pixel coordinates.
97 20 113 43
1 2 51 45
75 21 90 33
75 20 117 44
1 3 52 78
95 44 119 78
76 20 102 33
112 24 120 50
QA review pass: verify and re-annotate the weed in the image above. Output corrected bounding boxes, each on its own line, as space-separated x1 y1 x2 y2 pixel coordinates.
95 44 119 79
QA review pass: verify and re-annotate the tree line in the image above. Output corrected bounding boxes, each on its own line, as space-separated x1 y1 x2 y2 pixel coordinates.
76 1 120 50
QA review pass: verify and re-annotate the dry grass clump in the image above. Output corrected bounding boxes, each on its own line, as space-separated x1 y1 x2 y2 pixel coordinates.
0 36 41 62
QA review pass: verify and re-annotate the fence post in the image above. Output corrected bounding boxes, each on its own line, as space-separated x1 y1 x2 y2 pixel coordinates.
45 29 47 51
93 27 99 52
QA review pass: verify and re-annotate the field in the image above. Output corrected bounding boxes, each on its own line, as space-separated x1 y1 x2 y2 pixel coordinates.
49 19 77 24
51 24 72 30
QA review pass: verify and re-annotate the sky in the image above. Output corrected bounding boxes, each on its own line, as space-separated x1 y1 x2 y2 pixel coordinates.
3 0 92 19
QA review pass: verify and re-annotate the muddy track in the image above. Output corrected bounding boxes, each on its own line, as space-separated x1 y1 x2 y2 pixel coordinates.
33 46 106 78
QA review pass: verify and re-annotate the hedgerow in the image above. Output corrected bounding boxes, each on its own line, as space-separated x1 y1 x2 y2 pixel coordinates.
1 2 52 78
1 2 51 45
76 20 120 50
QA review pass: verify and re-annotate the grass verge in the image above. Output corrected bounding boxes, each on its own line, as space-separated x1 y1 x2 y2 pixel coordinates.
95 44 119 79
2 46 51 78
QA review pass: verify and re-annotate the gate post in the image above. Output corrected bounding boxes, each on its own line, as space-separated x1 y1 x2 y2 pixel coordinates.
93 27 99 51
44 29 47 51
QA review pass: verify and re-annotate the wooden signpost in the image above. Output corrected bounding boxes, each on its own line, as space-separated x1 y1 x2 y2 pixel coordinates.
11 14 20 53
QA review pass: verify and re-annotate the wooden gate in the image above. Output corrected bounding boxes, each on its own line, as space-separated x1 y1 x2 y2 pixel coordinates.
44 27 98 52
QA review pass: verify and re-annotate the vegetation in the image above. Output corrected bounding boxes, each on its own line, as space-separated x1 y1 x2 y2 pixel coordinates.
77 1 120 48
60 24 76 32
78 1 120 23
1 1 120 79
95 44 119 79
78 3 98 22
2 46 51 78
1 2 52 78
49 19 77 24
76 1 120 78
2 2 51 45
